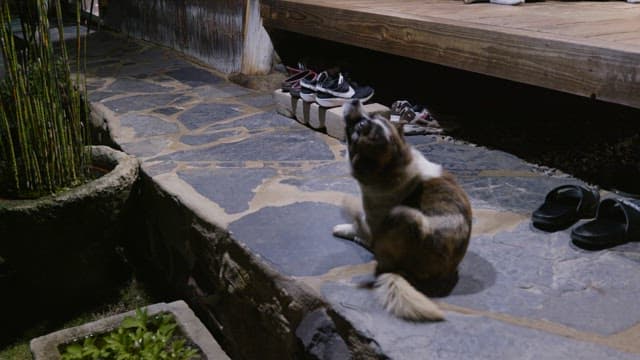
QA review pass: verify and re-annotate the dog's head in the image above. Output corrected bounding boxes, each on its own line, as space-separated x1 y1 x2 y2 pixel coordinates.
344 100 411 183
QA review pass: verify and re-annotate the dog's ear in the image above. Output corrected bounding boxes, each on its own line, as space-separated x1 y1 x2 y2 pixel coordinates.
343 100 366 127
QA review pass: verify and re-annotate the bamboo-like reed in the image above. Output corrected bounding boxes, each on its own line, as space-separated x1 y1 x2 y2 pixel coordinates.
0 0 89 198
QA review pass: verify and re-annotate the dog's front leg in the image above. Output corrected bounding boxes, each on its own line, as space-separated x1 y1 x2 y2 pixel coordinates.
333 222 373 251
333 223 358 240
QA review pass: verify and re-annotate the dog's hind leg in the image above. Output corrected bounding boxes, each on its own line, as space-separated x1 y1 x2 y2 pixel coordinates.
374 206 433 274
334 196 372 249
377 205 465 279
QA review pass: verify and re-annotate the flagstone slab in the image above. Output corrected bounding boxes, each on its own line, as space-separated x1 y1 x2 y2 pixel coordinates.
120 138 172 158
414 141 536 175
322 281 640 360
89 91 119 102
120 114 179 138
195 84 252 99
178 103 246 130
166 67 224 87
448 222 640 335
178 168 278 214
103 94 181 113
281 162 359 195
460 176 583 213
107 78 173 93
153 107 183 116
228 202 373 276
154 130 335 162
142 161 179 178
238 93 277 109
208 111 302 132
180 130 243 146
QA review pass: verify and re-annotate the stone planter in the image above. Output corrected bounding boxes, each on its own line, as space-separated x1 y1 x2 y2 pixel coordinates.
0 146 139 334
30 300 230 360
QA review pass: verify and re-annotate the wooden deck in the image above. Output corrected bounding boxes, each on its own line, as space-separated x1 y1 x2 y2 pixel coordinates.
261 0 640 109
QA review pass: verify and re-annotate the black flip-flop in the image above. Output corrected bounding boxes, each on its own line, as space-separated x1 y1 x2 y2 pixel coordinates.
532 185 599 231
571 198 640 250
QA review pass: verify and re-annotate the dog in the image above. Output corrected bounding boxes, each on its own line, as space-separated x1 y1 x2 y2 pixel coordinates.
333 100 472 321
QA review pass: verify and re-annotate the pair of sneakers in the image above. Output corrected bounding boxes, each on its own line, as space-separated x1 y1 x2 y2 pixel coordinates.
281 68 316 97
299 70 374 108
390 100 450 135
391 99 441 124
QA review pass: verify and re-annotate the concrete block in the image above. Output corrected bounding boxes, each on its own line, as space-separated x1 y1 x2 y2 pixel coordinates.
273 89 297 118
325 107 345 141
308 102 327 130
295 99 311 125
325 103 391 141
364 102 391 120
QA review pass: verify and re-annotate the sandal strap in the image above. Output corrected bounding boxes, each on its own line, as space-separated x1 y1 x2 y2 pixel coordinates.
545 185 599 216
620 199 640 241
597 198 640 242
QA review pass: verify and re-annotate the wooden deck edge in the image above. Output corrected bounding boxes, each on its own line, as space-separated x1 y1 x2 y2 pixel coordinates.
262 1 640 109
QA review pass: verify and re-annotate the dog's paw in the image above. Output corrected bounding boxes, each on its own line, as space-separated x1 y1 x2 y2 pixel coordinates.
333 223 356 240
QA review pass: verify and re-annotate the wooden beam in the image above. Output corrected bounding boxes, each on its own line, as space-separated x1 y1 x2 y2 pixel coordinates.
261 0 640 109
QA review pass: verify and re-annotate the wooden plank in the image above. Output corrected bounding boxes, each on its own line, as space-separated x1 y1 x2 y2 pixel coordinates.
262 0 640 109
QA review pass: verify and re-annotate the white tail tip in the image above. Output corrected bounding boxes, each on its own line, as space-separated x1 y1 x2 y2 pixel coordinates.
375 273 445 321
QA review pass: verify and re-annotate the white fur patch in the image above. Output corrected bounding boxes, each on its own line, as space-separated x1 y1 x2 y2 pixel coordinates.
430 214 468 232
333 223 356 240
408 148 442 180
375 273 444 321
392 207 468 236
371 118 391 141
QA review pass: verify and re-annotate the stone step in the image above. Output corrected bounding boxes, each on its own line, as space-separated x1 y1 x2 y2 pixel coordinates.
273 89 390 141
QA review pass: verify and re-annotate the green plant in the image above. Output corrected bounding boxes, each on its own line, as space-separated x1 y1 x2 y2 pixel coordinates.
0 0 89 198
61 308 201 360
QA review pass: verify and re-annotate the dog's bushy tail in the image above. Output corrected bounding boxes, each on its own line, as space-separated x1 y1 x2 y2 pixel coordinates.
375 273 445 321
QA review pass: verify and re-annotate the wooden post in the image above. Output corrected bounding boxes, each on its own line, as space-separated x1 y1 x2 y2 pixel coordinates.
242 0 274 75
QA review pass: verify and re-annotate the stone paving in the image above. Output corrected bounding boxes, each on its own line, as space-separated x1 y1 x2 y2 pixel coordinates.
84 31 640 359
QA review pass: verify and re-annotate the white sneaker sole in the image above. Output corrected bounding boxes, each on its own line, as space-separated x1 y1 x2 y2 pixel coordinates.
490 0 524 4
316 91 375 108
300 92 316 102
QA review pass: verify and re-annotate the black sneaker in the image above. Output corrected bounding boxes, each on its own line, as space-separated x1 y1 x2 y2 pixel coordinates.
316 73 374 107
300 71 329 102
290 71 317 98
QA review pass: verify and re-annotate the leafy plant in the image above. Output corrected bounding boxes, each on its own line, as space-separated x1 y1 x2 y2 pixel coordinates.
61 308 201 360
0 0 90 198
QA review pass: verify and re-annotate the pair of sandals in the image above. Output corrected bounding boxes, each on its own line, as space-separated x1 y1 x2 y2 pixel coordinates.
532 185 640 250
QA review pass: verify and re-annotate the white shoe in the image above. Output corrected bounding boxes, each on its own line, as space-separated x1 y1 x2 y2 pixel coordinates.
490 0 524 5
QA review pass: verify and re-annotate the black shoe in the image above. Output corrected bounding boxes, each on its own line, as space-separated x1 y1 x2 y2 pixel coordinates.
316 73 374 108
532 185 599 231
300 71 329 102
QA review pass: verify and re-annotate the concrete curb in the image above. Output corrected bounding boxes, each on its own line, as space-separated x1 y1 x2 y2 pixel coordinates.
273 89 391 140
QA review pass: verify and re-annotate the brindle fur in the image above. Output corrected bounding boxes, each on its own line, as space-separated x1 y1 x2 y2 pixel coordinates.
334 100 472 320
